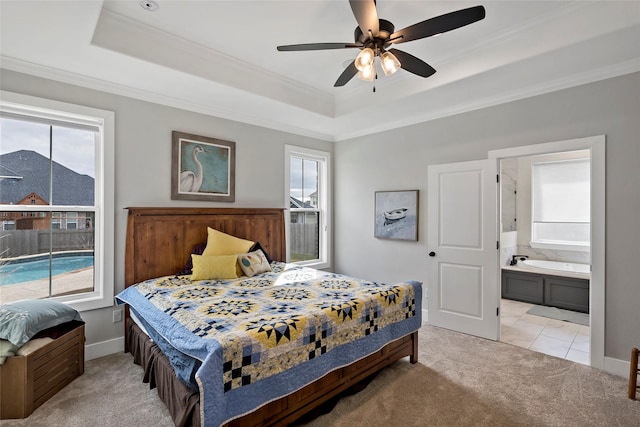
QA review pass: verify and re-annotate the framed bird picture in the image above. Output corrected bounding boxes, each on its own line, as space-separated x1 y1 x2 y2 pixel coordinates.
171 131 235 202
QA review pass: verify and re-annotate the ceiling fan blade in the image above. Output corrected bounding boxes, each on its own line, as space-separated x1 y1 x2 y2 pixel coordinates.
277 42 361 51
388 49 436 78
334 61 358 87
349 0 379 37
389 5 485 44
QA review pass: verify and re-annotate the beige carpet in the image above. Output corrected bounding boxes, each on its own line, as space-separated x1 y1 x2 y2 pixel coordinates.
3 325 638 427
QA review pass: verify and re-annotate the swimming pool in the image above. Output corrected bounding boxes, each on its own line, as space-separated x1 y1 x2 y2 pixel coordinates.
0 255 94 285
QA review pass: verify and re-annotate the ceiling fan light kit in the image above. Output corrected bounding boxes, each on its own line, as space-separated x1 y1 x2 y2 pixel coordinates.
354 47 400 81
276 0 486 88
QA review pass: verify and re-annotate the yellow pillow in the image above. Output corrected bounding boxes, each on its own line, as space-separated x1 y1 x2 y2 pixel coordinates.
190 254 239 281
202 228 254 256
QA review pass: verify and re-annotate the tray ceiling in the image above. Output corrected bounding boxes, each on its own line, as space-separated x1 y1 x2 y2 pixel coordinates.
1 1 639 141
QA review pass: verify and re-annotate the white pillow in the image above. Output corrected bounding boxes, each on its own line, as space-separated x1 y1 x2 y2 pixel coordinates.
237 250 271 277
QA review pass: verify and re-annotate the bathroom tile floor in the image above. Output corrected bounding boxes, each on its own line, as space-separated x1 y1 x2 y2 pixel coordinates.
500 299 590 365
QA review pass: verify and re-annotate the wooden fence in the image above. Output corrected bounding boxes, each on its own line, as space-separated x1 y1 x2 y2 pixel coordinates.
1 226 314 260
289 223 318 261
0 229 94 258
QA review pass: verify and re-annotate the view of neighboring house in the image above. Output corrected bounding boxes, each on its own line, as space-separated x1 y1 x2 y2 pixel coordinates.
289 195 317 224
0 150 94 231
307 191 317 207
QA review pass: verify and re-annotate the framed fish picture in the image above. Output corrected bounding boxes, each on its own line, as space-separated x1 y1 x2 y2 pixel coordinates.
171 131 235 202
374 190 418 241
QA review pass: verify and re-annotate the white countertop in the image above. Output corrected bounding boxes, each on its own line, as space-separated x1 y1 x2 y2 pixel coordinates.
502 264 590 281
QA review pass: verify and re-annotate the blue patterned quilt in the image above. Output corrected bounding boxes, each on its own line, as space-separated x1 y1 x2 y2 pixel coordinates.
116 262 421 427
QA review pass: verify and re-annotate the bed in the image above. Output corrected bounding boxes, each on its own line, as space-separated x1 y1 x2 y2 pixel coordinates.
118 207 422 427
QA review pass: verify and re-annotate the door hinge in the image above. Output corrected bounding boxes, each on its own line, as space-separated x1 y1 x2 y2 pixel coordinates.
496 174 500 183
496 241 500 250
497 307 500 316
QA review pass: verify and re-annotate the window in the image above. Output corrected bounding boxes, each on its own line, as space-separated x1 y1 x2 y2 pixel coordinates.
285 145 331 269
0 91 114 311
531 157 590 251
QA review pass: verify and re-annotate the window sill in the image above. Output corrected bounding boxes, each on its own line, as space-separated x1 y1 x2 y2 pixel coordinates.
293 260 331 270
530 241 590 252
56 293 114 312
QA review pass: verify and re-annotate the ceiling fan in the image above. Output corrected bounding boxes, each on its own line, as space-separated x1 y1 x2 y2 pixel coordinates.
277 0 486 88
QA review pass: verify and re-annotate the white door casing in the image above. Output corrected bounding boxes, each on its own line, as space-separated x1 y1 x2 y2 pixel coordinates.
427 159 499 340
489 135 605 370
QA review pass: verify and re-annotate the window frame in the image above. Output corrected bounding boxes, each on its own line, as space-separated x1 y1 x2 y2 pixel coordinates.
0 90 115 312
284 145 331 270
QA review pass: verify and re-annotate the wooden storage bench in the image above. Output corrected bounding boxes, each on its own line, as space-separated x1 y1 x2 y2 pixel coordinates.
0 321 85 419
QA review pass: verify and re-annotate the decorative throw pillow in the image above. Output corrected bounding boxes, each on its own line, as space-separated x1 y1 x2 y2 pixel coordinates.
191 254 239 281
249 241 273 264
0 299 83 347
238 250 271 278
202 228 254 256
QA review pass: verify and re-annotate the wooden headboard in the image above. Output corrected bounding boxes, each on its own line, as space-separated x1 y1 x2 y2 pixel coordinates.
124 207 285 287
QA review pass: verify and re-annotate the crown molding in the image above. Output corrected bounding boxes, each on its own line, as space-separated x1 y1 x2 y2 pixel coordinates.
4 54 638 144
91 8 334 118
333 58 640 142
0 56 335 142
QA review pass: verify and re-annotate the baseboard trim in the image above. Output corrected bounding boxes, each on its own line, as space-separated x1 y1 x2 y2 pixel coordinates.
85 336 124 361
604 355 630 378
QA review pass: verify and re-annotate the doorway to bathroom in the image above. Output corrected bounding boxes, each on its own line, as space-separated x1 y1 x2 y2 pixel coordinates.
490 136 605 368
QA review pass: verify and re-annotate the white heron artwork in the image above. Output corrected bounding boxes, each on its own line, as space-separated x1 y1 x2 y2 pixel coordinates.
172 131 235 202
180 145 208 193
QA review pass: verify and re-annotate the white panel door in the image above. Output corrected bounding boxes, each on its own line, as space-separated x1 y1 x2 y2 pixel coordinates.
427 159 499 340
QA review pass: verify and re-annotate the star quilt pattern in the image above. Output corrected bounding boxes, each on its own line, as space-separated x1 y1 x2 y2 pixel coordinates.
117 262 421 427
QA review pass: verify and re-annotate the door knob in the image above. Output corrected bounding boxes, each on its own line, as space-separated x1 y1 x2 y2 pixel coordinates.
428 251 436 257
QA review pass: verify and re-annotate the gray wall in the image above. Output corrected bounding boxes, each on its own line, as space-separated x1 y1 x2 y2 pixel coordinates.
0 69 333 348
2 68 639 363
334 72 640 361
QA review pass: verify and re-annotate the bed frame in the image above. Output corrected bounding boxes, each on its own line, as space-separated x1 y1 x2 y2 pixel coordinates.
124 207 418 426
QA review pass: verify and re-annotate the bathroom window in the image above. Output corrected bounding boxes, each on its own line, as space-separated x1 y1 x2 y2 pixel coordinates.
531 158 590 251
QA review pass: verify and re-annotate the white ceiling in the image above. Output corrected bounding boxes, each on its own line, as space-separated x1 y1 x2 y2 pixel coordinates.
1 1 639 141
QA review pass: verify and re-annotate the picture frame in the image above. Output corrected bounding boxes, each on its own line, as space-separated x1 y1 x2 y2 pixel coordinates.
374 190 419 241
171 131 235 202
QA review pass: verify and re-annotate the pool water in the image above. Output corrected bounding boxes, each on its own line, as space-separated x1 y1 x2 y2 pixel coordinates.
0 256 94 285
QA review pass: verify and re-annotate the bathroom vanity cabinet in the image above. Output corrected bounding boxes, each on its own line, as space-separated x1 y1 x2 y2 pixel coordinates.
501 270 589 313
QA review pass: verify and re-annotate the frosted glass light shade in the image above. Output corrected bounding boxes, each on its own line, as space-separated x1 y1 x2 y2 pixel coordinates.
355 48 374 71
357 63 375 81
380 51 401 76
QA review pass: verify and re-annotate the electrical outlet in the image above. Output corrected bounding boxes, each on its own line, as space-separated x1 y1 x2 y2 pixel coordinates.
113 309 123 323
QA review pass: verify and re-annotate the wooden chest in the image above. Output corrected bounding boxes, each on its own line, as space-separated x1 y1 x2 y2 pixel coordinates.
0 322 85 419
